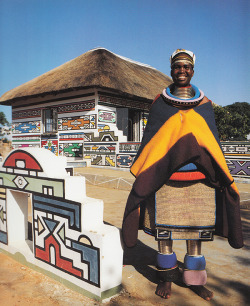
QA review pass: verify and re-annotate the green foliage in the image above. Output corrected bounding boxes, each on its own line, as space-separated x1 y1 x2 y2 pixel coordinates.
213 102 250 141
0 112 9 126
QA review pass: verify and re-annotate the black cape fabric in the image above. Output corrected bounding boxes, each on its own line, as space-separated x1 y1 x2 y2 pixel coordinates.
122 95 244 249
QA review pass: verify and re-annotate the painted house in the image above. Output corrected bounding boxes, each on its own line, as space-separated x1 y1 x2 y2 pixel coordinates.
0 48 172 168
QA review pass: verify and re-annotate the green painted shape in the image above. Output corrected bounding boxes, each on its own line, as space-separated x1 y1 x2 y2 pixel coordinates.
12 139 40 143
63 143 82 157
58 224 65 242
0 172 64 198
0 249 122 301
0 207 4 223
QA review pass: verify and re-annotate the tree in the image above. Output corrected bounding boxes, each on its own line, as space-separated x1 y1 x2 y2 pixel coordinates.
0 112 9 126
213 102 250 141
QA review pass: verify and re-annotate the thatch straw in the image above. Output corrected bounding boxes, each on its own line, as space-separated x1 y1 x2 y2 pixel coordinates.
0 48 172 105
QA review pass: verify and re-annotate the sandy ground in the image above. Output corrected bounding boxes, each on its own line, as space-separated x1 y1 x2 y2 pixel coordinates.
0 182 250 305
0 146 249 305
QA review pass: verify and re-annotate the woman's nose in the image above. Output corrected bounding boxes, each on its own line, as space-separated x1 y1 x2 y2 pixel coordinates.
179 66 185 73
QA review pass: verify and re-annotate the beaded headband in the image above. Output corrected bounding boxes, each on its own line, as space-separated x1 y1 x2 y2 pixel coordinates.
170 49 195 67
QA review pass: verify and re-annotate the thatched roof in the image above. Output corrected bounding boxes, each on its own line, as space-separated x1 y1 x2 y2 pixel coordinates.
0 48 172 105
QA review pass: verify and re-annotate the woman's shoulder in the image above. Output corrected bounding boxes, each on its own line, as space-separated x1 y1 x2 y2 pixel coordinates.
199 96 212 106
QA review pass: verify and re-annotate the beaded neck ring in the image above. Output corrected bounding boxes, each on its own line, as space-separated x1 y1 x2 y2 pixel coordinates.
162 84 204 108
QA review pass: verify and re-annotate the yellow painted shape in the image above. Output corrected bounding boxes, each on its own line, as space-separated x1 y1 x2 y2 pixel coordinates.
131 109 238 193
106 157 115 167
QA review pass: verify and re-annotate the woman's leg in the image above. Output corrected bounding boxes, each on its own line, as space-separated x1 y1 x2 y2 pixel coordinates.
184 240 213 300
155 239 179 299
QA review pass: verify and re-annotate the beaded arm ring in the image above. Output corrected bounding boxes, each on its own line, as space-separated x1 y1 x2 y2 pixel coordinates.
162 84 204 107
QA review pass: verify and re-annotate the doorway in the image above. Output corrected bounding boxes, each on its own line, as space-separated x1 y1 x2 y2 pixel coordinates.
7 190 33 252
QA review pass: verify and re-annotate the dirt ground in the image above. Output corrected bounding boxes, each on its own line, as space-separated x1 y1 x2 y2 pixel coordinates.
1 183 250 305
0 146 249 305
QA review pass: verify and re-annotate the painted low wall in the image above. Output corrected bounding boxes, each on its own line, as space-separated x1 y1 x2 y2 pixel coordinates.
113 141 250 181
0 148 123 301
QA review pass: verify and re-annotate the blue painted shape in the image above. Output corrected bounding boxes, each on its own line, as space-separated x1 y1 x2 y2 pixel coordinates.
33 195 80 230
156 252 177 269
0 231 7 244
14 122 38 133
43 218 58 233
72 241 99 285
117 155 133 167
184 254 206 270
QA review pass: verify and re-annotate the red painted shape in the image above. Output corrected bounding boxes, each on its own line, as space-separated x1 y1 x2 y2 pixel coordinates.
3 151 42 170
169 171 206 181
35 235 82 278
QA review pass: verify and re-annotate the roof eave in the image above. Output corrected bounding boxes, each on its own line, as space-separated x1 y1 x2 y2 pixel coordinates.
0 85 153 106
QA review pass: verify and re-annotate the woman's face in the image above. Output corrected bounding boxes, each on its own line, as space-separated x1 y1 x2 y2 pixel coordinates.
171 63 194 87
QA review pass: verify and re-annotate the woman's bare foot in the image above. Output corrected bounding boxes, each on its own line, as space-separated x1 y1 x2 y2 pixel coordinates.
190 285 213 300
155 281 172 299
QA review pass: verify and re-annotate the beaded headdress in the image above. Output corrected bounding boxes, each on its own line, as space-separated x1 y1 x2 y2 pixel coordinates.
170 49 195 67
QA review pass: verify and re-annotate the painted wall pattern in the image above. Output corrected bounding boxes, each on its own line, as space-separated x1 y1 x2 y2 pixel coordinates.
98 124 110 132
58 115 96 130
59 132 85 142
12 121 41 134
98 110 116 123
116 154 135 168
221 142 250 155
41 139 58 156
225 157 250 178
0 149 123 299
12 144 40 150
8 94 250 180
12 135 41 143
141 113 148 136
221 142 250 179
59 143 83 158
57 100 95 114
0 187 7 245
13 108 42 120
84 143 116 167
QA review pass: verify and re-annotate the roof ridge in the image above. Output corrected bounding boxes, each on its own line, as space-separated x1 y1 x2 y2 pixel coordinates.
88 47 157 70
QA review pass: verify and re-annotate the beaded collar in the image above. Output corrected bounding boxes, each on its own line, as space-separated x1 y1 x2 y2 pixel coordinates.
162 84 204 107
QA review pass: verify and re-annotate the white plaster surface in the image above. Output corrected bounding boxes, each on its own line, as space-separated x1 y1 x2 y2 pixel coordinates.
0 148 123 299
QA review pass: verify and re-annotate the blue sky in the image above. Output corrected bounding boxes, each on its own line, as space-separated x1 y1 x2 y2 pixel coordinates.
0 0 249 123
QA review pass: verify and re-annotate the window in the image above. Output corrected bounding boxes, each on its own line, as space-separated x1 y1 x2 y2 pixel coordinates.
43 108 57 134
43 186 54 196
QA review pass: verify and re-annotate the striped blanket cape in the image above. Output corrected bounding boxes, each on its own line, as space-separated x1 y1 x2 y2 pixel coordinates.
122 94 243 249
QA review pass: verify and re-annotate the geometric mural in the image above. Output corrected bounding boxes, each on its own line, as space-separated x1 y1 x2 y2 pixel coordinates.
119 142 141 154
226 157 250 177
12 108 42 120
57 100 95 114
12 121 41 134
41 139 58 156
58 115 96 130
222 142 250 155
0 187 7 245
59 132 85 142
12 135 41 143
33 194 100 286
116 154 135 168
98 110 116 123
141 112 148 135
84 143 116 167
59 143 83 157
0 148 123 299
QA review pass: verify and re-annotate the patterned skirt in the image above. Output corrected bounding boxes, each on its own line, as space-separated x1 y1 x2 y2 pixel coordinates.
142 180 216 240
